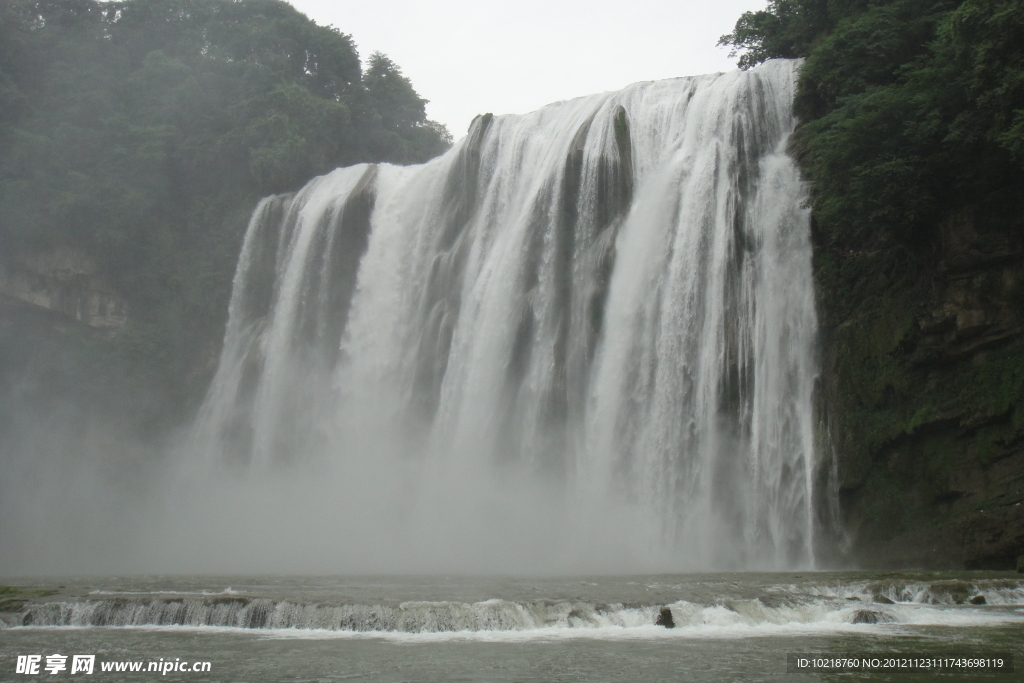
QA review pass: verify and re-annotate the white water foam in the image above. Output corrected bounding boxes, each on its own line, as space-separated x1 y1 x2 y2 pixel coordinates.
17 585 1024 640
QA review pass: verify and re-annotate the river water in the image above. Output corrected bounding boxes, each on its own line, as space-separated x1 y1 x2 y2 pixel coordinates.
3 572 1022 681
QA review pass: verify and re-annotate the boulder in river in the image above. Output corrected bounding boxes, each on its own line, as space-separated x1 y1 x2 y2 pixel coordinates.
851 610 894 624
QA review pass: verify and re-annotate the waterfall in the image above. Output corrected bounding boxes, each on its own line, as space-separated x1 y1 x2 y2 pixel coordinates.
191 59 818 570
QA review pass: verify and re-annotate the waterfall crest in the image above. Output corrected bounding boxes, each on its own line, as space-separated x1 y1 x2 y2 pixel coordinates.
192 59 818 570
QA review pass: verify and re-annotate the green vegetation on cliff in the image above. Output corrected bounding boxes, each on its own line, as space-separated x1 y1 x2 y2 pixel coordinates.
0 0 451 421
723 0 1024 567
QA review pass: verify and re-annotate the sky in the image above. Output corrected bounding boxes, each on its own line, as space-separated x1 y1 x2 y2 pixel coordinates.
286 0 764 139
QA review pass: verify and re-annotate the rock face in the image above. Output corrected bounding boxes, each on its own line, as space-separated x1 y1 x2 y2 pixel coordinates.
0 249 127 330
815 209 1024 569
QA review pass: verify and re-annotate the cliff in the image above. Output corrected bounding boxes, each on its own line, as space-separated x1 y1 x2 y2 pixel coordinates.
816 210 1024 569
0 249 127 331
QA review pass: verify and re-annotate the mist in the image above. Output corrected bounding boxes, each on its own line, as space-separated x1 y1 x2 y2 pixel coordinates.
0 405 698 576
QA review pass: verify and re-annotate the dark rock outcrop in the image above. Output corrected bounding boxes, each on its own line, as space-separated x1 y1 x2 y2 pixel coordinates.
851 609 894 624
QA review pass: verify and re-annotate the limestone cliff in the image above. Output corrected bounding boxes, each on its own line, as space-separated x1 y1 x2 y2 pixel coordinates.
0 249 127 331
817 210 1024 569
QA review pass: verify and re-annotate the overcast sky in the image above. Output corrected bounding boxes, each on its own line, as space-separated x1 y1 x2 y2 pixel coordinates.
286 0 763 138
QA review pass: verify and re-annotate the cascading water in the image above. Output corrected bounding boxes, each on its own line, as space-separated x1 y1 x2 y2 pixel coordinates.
191 59 818 571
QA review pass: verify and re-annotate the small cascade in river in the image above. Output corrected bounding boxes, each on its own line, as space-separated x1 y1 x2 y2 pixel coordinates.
190 59 820 570
17 577 1024 632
